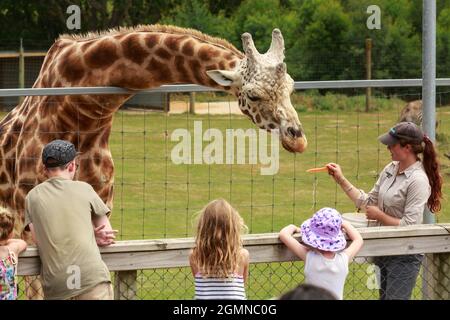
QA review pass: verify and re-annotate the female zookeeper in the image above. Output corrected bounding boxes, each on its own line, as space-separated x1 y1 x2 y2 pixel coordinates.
326 121 443 300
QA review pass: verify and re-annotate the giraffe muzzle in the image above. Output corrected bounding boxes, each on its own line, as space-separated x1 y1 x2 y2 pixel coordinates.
287 127 302 138
281 130 307 153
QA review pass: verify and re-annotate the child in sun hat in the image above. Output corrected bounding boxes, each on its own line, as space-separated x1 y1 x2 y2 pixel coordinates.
279 207 363 299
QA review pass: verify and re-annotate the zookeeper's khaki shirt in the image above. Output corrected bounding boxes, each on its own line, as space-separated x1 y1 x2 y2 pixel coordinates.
24 177 111 300
355 161 431 226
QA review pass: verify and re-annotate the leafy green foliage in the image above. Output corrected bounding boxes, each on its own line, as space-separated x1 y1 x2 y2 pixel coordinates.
160 0 231 39
437 7 450 78
0 0 449 79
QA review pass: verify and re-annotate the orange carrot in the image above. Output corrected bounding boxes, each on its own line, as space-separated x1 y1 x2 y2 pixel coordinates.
306 166 329 173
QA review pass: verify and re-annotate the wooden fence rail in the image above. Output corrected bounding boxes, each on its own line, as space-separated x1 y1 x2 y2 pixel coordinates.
17 224 450 300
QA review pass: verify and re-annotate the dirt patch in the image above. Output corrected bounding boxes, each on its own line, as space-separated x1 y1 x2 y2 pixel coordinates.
169 100 242 115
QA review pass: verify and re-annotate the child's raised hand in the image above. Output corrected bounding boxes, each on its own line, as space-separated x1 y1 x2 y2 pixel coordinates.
279 224 300 237
290 224 301 234
279 224 308 261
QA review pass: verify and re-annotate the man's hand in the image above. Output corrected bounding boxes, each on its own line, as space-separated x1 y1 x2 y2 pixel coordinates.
94 224 118 247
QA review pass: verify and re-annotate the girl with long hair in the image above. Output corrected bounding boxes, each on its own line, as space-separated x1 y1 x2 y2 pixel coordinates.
189 199 249 300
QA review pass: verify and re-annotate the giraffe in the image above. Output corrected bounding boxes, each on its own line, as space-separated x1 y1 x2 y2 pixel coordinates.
399 100 423 126
0 25 307 297
398 100 448 159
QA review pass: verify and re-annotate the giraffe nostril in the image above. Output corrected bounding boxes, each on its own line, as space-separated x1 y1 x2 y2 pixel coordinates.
287 127 302 138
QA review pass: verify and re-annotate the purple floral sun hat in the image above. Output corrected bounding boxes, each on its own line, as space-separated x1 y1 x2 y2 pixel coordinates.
300 207 346 252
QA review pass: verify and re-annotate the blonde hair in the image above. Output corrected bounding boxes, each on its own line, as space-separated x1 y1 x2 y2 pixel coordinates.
0 207 15 241
192 199 247 278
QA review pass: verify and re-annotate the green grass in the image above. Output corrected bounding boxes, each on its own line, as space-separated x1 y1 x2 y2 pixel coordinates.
108 105 450 240
106 103 449 300
171 91 410 112
9 98 450 300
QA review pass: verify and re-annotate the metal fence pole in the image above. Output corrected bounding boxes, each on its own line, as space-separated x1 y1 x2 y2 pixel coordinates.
2 79 450 97
422 0 436 225
421 0 437 301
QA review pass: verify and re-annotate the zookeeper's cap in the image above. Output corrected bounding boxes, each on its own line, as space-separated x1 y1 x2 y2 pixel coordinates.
42 139 79 168
378 122 424 146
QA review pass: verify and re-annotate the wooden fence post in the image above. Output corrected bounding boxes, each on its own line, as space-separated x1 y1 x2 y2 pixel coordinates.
114 270 137 300
189 92 196 114
164 93 171 113
18 38 25 105
365 38 372 112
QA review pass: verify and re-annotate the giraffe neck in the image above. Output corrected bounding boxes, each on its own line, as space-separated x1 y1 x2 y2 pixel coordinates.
37 31 243 120
99 31 243 90
14 30 244 159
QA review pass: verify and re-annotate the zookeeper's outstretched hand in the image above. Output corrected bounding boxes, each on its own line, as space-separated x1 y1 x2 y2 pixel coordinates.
326 163 345 184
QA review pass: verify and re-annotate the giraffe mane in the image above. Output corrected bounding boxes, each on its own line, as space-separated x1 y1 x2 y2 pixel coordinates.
58 24 244 58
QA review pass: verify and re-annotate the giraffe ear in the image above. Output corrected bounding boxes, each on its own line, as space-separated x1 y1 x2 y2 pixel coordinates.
206 70 239 87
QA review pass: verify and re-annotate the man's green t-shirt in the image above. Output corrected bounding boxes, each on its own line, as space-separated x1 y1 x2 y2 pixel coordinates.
24 177 111 300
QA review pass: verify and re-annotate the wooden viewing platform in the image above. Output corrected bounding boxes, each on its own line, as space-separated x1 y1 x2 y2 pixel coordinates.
17 224 450 300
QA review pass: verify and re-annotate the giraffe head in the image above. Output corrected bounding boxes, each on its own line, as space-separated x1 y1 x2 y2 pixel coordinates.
207 29 307 153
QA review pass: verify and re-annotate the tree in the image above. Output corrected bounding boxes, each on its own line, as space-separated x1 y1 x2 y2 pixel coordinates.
340 0 421 81
205 0 242 17
233 0 296 48
290 0 351 80
0 0 180 49
0 0 447 83
160 0 232 40
437 7 450 78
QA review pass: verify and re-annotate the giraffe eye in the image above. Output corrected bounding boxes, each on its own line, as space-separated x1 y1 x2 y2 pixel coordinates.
247 94 261 102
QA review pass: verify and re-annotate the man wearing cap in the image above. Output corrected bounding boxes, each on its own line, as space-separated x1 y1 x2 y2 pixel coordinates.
24 139 117 300
326 122 443 300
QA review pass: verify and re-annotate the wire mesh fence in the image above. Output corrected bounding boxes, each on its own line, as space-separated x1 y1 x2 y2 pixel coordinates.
103 87 450 240
1 75 449 300
0 54 45 110
1 85 449 299
16 254 450 300
0 7 449 300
